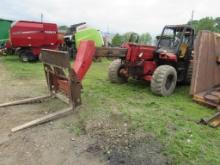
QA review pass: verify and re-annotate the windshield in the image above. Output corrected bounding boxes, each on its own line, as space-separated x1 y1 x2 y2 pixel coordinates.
158 27 182 52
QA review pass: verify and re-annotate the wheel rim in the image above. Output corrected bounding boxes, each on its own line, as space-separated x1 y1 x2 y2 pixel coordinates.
118 67 128 79
165 74 174 90
22 56 28 62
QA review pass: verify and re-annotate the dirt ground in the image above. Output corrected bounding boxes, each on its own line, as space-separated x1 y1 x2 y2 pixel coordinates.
0 59 169 165
0 62 106 165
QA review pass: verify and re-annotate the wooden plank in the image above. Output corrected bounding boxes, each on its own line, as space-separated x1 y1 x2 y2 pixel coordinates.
0 95 52 108
193 92 218 108
210 119 220 128
11 107 73 132
205 33 214 91
214 33 220 56
202 112 220 128
213 34 220 84
195 32 210 93
211 91 220 97
190 32 202 94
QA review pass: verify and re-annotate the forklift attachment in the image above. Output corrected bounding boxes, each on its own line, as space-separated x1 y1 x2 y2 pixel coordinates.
0 40 128 132
0 48 82 132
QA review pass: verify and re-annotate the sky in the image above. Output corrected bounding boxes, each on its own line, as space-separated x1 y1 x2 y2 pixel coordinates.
0 0 220 35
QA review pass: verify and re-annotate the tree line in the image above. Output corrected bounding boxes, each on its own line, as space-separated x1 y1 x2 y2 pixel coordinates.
188 17 220 33
111 32 152 47
59 16 220 47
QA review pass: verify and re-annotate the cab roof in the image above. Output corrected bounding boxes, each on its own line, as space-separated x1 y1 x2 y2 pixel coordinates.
165 25 194 31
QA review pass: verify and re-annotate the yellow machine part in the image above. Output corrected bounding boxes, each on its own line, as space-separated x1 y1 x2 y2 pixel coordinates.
179 43 188 58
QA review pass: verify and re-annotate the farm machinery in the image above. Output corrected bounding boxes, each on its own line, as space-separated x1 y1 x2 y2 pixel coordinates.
0 18 13 54
8 20 63 62
62 22 104 57
110 25 194 96
0 24 195 131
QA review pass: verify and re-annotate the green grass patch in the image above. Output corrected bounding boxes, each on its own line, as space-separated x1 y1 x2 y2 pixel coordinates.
1 55 220 164
1 56 44 79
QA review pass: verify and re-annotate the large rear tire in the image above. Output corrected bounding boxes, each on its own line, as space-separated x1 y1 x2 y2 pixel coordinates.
108 59 128 83
151 65 177 96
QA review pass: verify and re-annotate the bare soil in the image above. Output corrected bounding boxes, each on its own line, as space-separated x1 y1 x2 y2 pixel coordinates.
85 113 170 165
0 58 169 165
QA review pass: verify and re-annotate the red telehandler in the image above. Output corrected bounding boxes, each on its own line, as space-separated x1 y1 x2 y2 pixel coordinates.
109 25 194 96
0 25 194 132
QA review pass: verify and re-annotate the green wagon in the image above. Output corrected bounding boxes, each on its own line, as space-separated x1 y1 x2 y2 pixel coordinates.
0 18 13 48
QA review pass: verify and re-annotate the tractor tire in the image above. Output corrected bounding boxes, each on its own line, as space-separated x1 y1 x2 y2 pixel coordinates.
151 65 177 96
185 62 193 84
20 52 29 62
19 50 38 62
108 59 128 83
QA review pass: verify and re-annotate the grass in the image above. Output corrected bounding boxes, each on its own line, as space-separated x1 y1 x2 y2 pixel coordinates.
1 55 44 79
1 55 220 164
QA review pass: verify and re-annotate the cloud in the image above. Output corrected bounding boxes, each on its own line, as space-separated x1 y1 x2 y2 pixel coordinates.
1 0 220 35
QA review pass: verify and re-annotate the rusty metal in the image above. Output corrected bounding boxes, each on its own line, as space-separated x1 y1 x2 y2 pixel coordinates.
95 47 127 57
41 49 82 107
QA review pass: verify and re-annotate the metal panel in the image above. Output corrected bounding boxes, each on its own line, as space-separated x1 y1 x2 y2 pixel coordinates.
0 19 13 44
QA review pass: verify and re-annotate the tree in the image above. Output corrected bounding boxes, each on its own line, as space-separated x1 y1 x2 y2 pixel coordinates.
122 32 139 43
111 33 123 46
138 33 152 44
188 17 220 33
111 32 153 46
58 25 69 32
197 17 216 32
215 17 220 30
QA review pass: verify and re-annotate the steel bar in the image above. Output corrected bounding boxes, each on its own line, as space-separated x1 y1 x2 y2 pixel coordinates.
0 95 52 108
11 107 73 132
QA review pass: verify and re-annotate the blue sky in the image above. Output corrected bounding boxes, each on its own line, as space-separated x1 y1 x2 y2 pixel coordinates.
1 0 219 35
